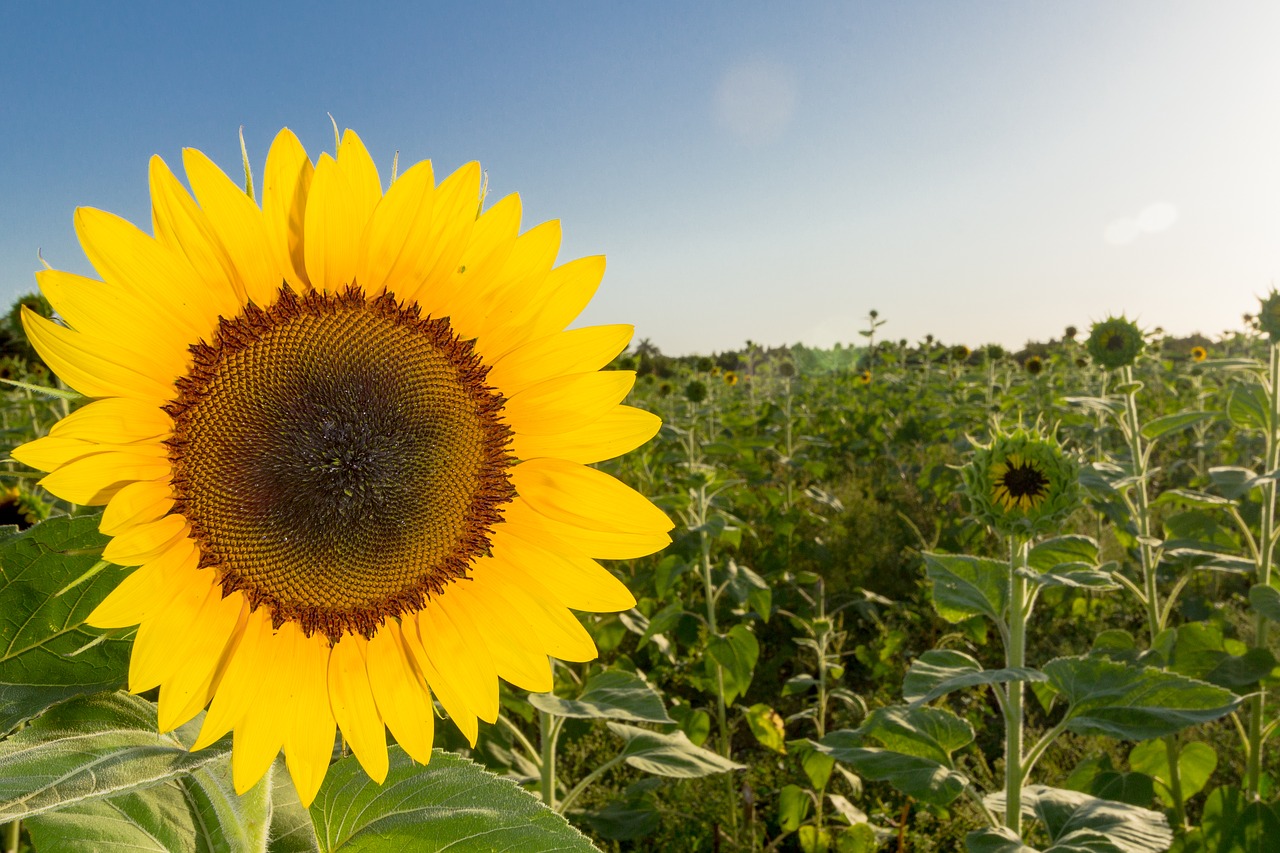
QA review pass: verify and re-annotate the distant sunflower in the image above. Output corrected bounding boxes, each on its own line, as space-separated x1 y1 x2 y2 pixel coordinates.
1024 355 1044 376
13 128 672 805
962 427 1079 537
724 371 739 386
1086 317 1144 369
1190 346 1207 363
858 369 872 385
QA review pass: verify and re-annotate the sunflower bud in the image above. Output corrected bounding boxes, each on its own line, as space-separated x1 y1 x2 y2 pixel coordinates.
1258 292 1280 343
962 427 1080 538
685 380 707 403
1086 317 1144 369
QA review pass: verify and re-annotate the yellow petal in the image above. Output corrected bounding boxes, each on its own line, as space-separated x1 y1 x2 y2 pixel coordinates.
129 566 217 692
468 220 562 358
232 624 297 794
304 154 361 295
398 618 477 746
523 255 606 341
157 592 247 732
11 436 108 473
102 514 189 566
37 268 191 380
47 397 172 444
396 162 482 312
423 192 521 323
512 457 673 535
336 129 381 226
150 155 247 306
194 607 274 750
21 309 175 401
328 634 389 784
262 128 313 291
38 449 172 506
490 527 635 613
74 207 225 342
503 497 671 560
415 601 499 723
182 147 282 308
444 579 553 693
488 324 634 396
503 371 635 436
100 479 174 536
284 630 336 808
479 559 598 662
354 159 434 297
512 405 661 465
365 620 437 762
86 537 197 628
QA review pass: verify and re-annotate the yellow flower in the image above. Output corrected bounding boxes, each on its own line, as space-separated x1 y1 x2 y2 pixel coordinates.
13 128 672 806
724 371 739 386
858 370 872 385
1190 346 1207 363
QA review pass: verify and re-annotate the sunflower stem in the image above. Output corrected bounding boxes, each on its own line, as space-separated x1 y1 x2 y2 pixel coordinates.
539 711 559 810
1 819 17 853
1003 536 1029 836
1245 340 1280 799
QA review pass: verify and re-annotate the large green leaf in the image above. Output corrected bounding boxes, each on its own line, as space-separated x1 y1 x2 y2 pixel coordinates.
1250 584 1280 624
1029 536 1099 571
1043 657 1239 741
0 515 130 732
1184 786 1280 853
606 722 744 778
309 747 597 852
901 649 1045 705
24 750 270 853
527 670 673 724
0 691 231 821
1169 622 1277 691
1140 411 1217 442
986 785 1172 852
923 552 1007 624
1227 384 1270 433
1128 740 1216 807
269 756 321 853
706 624 759 704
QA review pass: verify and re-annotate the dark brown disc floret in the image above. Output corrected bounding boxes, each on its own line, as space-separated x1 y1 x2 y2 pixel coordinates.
165 286 514 641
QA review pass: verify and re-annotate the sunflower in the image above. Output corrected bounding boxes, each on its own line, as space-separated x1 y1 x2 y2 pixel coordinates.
1085 316 1144 369
858 369 872 385
1023 355 1044 376
962 427 1079 538
12 128 672 806
723 371 739 386
1190 345 1207 363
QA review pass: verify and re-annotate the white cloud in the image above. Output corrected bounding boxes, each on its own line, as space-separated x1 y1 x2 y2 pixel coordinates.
714 60 797 145
1104 202 1178 246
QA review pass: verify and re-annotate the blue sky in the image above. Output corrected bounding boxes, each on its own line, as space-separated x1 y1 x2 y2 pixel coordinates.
3 2 1278 354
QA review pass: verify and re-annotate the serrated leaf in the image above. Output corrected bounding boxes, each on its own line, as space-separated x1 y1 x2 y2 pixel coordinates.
310 746 597 852
1029 536 1099 571
987 785 1172 852
0 691 231 822
1250 584 1280 623
1140 411 1217 441
527 670 673 724
923 552 1007 625
0 516 130 732
1043 656 1239 741
607 722 744 778
902 649 1046 705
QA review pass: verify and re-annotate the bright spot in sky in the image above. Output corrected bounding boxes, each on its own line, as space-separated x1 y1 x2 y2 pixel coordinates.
714 60 796 145
1104 203 1179 246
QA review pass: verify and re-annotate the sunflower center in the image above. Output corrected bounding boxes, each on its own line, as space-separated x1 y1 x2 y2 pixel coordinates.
166 287 514 641
997 460 1050 506
1104 333 1125 352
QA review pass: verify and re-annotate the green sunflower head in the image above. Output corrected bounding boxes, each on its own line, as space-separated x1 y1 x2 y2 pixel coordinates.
684 380 707 403
1086 316 1144 369
962 427 1080 538
1257 291 1280 342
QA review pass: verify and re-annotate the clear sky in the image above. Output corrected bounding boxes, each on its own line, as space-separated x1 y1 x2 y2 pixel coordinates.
3 2 1278 355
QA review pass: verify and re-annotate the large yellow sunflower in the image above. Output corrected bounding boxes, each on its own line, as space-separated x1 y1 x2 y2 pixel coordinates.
12 128 672 806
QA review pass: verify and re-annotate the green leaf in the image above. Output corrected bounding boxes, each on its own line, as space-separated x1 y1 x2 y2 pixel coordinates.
0 516 130 732
1128 740 1216 807
745 703 787 753
1208 466 1262 499
778 784 810 832
1043 656 1239 741
309 746 597 852
818 741 969 807
0 691 231 822
992 785 1172 852
607 722 744 778
965 827 1036 853
923 552 1008 624
901 649 1046 705
1170 622 1278 690
789 739 835 790
1029 536 1099 571
269 755 321 852
1140 411 1217 441
1021 562 1120 591
1227 384 1270 432
1089 771 1156 808
1250 584 1280 623
526 670 673 724
707 624 759 704
1151 489 1234 510
1193 786 1280 853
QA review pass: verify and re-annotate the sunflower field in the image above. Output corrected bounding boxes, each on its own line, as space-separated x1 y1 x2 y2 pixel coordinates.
0 145 1278 852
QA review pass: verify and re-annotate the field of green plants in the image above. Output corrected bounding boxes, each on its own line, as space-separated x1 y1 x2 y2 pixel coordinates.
2 295 1278 852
